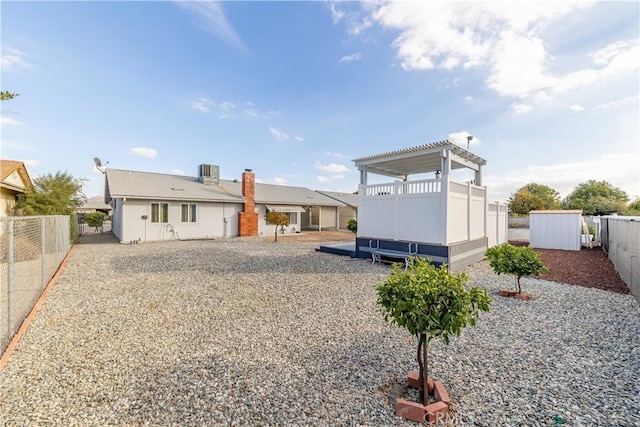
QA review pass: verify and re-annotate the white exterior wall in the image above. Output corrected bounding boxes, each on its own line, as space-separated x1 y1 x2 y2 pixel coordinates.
529 211 581 251
111 199 124 241
115 199 241 242
320 206 337 229
338 206 356 229
257 204 301 236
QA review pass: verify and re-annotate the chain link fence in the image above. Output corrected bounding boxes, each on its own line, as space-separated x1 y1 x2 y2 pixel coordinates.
1 216 72 356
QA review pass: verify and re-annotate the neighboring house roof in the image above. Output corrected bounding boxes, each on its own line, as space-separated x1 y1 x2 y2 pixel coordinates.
105 169 245 203
315 190 358 208
0 159 33 193
105 168 346 207
77 200 112 211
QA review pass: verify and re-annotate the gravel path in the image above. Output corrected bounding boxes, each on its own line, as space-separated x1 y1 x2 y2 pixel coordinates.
1 234 638 426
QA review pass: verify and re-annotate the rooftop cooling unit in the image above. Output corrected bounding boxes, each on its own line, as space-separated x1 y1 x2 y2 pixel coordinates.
198 164 220 184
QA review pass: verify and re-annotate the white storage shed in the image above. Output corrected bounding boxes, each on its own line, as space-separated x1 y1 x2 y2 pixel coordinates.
529 210 582 251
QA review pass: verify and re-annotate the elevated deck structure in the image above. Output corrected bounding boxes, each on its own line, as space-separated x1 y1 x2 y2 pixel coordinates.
348 140 506 270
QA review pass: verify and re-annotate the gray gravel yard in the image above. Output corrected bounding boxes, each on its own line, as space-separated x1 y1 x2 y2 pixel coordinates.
1 233 639 426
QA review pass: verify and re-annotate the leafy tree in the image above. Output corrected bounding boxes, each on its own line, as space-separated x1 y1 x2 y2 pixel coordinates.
84 211 106 231
508 183 560 214
562 180 629 215
265 211 290 242
485 243 548 294
347 218 357 234
15 172 86 240
16 171 86 215
0 91 19 101
377 259 491 405
627 198 640 216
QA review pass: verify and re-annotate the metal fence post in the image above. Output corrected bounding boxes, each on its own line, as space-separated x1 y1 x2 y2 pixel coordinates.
7 218 15 337
42 217 47 288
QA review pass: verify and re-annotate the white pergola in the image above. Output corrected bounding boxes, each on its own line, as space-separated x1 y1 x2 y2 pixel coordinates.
353 140 490 248
354 140 486 186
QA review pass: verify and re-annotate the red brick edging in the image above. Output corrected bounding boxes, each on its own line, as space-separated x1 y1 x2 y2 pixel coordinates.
396 372 451 423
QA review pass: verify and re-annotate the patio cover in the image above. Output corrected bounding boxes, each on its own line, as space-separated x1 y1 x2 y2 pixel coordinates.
266 205 306 213
352 140 486 180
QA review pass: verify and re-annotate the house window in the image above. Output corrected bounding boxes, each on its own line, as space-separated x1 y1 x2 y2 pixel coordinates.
151 203 169 223
181 203 197 223
288 212 298 224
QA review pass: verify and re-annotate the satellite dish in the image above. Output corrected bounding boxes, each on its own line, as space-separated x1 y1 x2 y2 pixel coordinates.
93 157 109 173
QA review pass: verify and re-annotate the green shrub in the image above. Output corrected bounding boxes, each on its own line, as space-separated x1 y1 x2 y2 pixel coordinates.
485 243 548 294
377 258 491 405
84 212 106 229
347 219 357 233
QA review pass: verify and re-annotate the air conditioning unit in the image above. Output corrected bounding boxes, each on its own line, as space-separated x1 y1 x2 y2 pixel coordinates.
198 164 220 184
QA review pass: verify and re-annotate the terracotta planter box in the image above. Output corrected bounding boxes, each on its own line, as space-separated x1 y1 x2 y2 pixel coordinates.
499 289 517 297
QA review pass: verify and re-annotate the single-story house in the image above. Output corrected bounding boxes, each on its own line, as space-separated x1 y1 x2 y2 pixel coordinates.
76 197 113 218
0 160 33 217
104 165 346 243
315 190 357 229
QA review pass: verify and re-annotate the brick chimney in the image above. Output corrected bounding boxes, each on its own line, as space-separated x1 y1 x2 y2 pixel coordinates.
238 169 258 236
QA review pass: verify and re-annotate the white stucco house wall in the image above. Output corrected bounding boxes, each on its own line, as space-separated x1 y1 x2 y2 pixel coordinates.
104 165 346 243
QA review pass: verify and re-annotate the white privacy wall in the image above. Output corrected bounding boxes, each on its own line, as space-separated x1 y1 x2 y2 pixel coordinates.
529 210 582 251
602 216 640 304
487 202 508 247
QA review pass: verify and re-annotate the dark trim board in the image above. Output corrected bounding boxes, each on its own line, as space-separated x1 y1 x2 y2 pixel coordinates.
354 236 488 270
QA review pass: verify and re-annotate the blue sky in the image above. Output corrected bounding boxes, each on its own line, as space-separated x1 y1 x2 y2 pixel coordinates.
2 1 638 203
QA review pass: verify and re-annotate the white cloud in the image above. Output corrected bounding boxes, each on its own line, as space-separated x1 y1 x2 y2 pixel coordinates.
464 96 474 102
191 97 214 113
269 126 289 141
317 176 330 183
1 45 33 70
596 95 639 109
510 103 533 115
323 151 347 158
340 52 363 63
485 151 640 203
356 2 639 113
314 161 350 174
569 104 584 112
448 131 479 145
330 1 345 24
271 176 287 185
170 169 185 175
0 117 24 126
243 109 259 119
22 159 40 167
175 1 245 50
294 136 304 142
130 147 158 158
317 174 346 183
218 101 235 111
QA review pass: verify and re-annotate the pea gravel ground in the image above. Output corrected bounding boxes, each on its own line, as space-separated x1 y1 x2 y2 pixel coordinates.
0 233 639 427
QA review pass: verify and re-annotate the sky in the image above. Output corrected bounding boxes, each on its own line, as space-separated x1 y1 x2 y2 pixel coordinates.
1 0 639 204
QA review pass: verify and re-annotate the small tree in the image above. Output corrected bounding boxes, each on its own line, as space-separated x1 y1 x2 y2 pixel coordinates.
485 243 548 294
0 91 19 101
347 219 357 234
377 258 491 405
265 211 290 242
84 212 106 231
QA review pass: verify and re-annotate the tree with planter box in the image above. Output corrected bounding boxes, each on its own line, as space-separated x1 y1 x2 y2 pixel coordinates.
377 258 491 420
485 243 547 296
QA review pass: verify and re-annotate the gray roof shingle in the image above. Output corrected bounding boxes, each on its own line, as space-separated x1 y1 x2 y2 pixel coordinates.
315 190 358 208
105 169 346 207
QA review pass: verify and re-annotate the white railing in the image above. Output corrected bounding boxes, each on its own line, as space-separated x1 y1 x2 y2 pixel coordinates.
362 179 441 197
